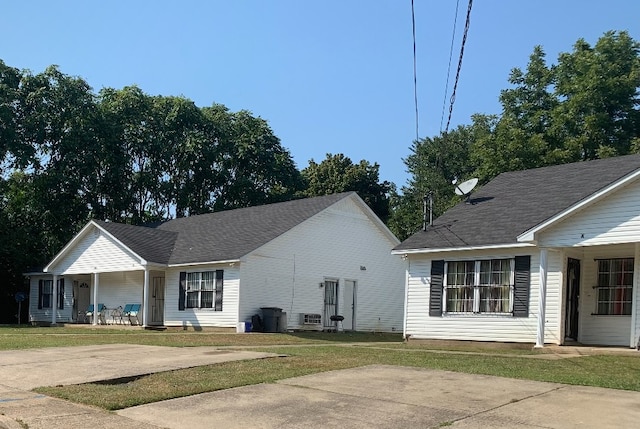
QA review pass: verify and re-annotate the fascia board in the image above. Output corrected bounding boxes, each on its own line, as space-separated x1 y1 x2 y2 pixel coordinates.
391 242 536 255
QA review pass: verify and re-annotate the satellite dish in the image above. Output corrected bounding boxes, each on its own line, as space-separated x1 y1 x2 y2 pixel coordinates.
453 178 478 197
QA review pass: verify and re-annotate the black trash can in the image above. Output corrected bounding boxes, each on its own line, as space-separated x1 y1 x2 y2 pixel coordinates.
260 307 283 333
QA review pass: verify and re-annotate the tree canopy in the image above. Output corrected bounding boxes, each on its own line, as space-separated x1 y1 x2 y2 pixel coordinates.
390 31 640 240
299 153 391 222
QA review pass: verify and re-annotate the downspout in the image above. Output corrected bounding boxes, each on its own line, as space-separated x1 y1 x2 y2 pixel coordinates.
143 267 150 328
92 272 99 326
51 274 58 326
535 248 548 348
402 256 410 341
631 244 640 349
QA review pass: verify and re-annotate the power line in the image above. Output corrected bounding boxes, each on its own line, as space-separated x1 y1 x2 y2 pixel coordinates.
440 0 461 134
444 0 473 135
411 0 419 142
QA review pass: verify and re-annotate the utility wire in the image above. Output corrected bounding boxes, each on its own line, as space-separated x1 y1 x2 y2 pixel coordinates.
411 0 419 142
444 0 473 135
440 0 461 134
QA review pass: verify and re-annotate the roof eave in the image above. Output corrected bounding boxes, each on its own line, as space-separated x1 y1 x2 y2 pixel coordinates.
168 258 242 268
392 242 536 255
517 168 640 243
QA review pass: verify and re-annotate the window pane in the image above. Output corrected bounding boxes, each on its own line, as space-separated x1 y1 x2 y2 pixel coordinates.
446 286 474 312
201 291 214 308
186 291 198 308
596 259 633 315
201 271 216 290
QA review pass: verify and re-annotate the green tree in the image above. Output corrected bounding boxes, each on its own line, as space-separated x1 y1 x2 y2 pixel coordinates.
300 153 391 222
552 31 640 160
390 126 476 239
214 109 303 210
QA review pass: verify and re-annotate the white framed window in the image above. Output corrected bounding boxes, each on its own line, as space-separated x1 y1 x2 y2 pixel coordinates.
40 280 53 309
595 258 633 316
185 271 218 309
444 259 514 314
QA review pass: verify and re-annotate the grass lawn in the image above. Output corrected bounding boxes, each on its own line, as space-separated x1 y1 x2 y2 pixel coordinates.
2 326 639 411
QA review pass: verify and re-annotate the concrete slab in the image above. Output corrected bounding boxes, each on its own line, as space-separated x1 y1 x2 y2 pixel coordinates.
452 384 640 428
117 365 640 429
3 345 640 429
0 344 277 389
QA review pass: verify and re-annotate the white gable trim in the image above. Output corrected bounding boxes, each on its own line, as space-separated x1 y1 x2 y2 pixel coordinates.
392 242 535 255
168 259 241 268
44 220 147 273
517 169 640 243
347 193 400 245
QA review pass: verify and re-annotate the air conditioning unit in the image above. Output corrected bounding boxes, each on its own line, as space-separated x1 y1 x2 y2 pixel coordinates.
300 313 322 325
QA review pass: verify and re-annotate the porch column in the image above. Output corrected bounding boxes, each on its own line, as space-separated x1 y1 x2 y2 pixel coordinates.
535 248 548 348
92 272 99 326
631 244 640 348
142 267 150 328
51 274 58 326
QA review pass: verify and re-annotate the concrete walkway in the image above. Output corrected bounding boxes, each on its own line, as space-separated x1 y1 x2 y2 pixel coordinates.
1 345 640 428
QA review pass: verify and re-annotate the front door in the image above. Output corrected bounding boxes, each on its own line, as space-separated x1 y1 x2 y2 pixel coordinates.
323 279 338 329
73 281 90 323
151 277 165 325
565 258 580 341
343 280 356 330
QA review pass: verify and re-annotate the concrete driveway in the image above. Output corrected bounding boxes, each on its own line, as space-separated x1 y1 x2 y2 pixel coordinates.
1 345 640 428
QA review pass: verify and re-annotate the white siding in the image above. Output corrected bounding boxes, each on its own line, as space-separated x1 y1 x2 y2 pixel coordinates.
404 248 562 344
50 227 144 275
28 275 74 323
238 196 405 332
90 271 146 312
577 246 634 346
539 180 640 247
163 265 240 329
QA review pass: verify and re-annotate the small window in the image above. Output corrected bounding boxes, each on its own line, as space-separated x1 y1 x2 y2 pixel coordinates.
40 280 53 309
595 258 633 315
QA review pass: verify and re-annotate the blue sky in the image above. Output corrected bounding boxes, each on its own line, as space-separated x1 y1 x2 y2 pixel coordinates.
1 1 639 188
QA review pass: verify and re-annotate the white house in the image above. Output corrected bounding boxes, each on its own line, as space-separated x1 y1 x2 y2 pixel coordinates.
393 155 640 348
28 192 405 332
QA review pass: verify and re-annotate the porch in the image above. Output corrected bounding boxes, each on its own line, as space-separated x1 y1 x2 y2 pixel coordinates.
541 242 640 349
38 270 166 328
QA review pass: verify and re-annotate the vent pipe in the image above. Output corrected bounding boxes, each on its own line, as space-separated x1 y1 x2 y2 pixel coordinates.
423 192 433 231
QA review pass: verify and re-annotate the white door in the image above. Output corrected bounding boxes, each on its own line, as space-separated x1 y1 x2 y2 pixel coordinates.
74 282 90 323
343 280 356 330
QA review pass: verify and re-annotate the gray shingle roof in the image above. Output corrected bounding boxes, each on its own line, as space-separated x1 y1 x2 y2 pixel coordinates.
94 220 178 265
156 192 354 264
394 155 640 251
94 192 354 265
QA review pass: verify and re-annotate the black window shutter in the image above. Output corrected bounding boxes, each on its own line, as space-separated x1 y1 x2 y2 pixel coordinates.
429 260 445 316
38 280 43 309
58 278 65 310
214 270 224 311
513 255 531 317
178 272 186 311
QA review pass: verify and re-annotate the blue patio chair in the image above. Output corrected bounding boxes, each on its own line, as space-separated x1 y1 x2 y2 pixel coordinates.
122 304 141 325
85 303 106 324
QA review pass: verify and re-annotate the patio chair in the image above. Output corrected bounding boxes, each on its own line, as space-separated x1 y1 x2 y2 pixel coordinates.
85 303 106 324
110 306 123 324
122 304 141 325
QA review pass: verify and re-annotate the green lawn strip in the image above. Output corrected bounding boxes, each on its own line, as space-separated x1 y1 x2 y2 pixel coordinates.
34 345 640 411
0 327 401 350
